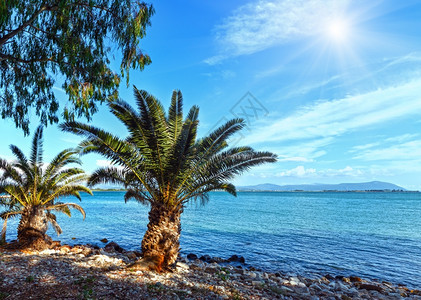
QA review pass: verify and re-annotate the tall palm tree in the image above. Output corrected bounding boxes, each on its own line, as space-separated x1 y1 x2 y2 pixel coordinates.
61 87 277 271
0 126 92 249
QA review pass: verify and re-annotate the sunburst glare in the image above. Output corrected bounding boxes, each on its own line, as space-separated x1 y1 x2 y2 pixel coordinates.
326 19 350 43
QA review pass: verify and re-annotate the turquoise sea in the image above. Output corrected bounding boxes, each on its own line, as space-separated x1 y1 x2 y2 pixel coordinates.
5 191 421 287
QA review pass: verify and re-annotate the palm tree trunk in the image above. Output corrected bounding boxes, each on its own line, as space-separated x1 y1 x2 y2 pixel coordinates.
139 203 182 271
0 218 7 245
17 205 52 250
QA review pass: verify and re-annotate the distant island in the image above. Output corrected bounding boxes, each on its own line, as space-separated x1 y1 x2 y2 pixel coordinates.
236 181 412 192
92 188 126 192
93 181 414 193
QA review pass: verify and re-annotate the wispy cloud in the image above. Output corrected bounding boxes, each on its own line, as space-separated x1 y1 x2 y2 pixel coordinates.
266 137 333 161
246 78 421 144
203 55 227 65
206 0 349 64
278 156 314 162
354 139 421 161
384 133 418 143
350 142 380 152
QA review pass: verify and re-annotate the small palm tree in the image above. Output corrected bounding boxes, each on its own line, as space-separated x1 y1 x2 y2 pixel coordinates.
0 126 92 249
61 87 277 271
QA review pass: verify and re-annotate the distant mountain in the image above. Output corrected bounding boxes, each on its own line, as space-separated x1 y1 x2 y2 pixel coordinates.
237 181 407 192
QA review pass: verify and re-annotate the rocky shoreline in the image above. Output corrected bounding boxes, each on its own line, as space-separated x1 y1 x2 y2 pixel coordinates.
0 243 420 299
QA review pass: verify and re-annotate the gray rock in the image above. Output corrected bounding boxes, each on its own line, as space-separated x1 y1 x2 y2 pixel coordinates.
232 268 244 275
309 283 323 292
335 281 348 291
345 287 360 297
125 251 137 260
358 283 383 293
280 286 294 293
228 255 246 264
204 266 218 274
387 293 404 299
294 286 310 294
104 241 124 253
200 255 212 262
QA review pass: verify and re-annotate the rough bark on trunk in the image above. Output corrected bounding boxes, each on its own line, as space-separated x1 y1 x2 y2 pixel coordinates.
134 203 182 272
17 206 53 250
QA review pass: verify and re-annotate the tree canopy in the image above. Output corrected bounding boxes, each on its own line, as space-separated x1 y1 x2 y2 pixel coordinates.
0 0 154 134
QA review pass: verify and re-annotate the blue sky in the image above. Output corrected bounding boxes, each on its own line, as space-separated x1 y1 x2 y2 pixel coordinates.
2 0 421 190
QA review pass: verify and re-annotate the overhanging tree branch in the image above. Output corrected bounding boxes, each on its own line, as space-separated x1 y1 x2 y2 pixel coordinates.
0 0 154 134
0 53 54 63
0 4 54 47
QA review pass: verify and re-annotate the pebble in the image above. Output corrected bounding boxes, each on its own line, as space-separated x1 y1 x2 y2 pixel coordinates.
251 280 263 286
0 245 419 300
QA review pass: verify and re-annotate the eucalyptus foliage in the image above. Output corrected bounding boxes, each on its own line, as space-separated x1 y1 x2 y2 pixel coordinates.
0 1 154 134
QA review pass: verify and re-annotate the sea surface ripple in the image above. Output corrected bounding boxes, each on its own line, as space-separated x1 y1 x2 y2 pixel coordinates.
5 191 421 288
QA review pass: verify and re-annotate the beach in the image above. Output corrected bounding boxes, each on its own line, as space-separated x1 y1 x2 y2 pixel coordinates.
1 243 420 299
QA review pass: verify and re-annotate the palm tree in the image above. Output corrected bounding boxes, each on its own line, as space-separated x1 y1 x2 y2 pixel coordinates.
60 87 277 271
0 126 92 249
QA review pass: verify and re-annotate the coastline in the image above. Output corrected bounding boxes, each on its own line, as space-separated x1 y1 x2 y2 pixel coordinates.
92 189 420 193
1 243 420 299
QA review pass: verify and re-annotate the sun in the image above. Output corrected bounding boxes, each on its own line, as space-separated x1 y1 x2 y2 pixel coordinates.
326 19 350 43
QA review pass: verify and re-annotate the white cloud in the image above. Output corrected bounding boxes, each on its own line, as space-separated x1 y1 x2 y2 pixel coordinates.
275 165 363 178
0 155 15 162
319 166 363 177
277 166 316 177
246 79 421 145
207 0 349 63
96 160 113 167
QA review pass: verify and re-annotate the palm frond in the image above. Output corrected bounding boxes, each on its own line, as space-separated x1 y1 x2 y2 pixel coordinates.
30 126 44 168
61 87 277 209
88 166 129 187
8 145 28 166
196 118 245 157
167 90 183 140
45 211 63 236
46 203 86 220
0 156 27 185
44 149 81 179
0 209 23 243
124 188 150 205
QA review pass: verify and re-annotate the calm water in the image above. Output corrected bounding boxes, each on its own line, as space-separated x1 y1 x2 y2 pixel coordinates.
5 191 421 287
